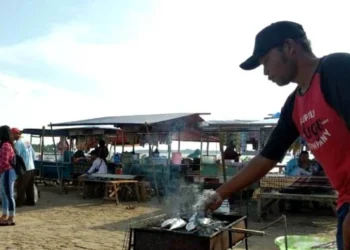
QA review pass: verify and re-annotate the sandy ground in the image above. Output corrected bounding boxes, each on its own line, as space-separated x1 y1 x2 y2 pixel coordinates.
0 185 337 250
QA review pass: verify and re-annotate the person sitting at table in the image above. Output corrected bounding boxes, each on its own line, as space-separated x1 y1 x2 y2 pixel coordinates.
285 151 312 176
152 147 160 157
86 149 107 175
72 148 86 163
78 150 107 198
95 139 109 163
224 141 240 162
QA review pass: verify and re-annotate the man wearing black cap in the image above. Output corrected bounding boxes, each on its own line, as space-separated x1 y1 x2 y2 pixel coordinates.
205 21 350 249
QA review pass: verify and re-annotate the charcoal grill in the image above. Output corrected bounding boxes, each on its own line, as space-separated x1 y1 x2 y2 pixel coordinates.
126 213 249 250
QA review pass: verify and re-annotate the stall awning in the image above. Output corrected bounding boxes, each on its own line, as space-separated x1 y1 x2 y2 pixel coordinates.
22 126 120 137
199 118 278 133
50 113 210 127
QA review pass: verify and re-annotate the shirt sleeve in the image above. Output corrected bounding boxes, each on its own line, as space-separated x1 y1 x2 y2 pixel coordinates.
15 140 26 159
320 53 350 131
260 91 300 162
30 146 36 160
87 159 98 174
0 143 13 171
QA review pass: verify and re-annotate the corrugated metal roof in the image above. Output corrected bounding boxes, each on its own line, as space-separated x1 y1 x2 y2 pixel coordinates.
22 126 120 137
50 113 210 127
199 118 277 133
22 128 70 137
205 119 258 124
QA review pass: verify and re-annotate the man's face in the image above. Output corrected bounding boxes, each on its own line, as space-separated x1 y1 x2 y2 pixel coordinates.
260 46 297 86
12 131 20 140
299 153 309 163
91 154 97 161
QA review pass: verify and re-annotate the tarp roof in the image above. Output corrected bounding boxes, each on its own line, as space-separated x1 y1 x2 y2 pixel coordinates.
199 118 278 133
50 113 210 127
22 126 120 137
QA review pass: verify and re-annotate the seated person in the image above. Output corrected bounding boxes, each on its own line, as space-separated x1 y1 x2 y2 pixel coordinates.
95 139 109 163
81 150 108 177
285 151 312 176
79 150 108 197
72 148 86 163
152 147 160 157
224 141 240 162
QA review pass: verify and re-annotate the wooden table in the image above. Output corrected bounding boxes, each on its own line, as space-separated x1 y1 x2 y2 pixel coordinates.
79 177 140 205
256 175 337 220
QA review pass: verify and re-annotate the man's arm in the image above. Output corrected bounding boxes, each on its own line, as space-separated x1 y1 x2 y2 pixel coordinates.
15 140 26 159
321 53 350 130
215 92 299 200
87 160 98 174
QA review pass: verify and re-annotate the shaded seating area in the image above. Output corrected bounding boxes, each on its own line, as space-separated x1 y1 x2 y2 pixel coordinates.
256 175 337 220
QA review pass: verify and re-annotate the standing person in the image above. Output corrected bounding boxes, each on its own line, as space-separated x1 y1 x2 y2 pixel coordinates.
205 21 350 249
11 128 36 206
0 126 16 226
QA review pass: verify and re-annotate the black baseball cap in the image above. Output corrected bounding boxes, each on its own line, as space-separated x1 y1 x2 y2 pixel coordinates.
240 21 306 70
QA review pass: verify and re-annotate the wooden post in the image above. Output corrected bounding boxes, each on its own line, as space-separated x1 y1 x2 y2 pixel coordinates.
121 131 125 153
219 127 227 182
113 133 117 154
145 123 161 204
199 132 203 181
40 126 46 178
206 135 210 155
50 123 63 194
167 132 172 165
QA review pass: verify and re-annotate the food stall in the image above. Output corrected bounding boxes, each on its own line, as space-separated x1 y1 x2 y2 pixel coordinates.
50 113 216 201
198 117 278 184
22 126 125 194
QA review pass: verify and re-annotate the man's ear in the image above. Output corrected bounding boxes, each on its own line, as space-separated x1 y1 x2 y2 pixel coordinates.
283 38 297 57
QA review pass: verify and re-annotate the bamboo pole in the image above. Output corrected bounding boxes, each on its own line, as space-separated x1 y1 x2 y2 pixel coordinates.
219 127 227 182
40 126 45 179
206 135 209 155
167 131 172 165
145 123 161 204
199 132 203 181
50 123 63 194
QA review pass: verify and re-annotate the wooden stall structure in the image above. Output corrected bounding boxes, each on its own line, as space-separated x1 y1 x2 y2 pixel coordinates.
22 126 126 194
198 118 278 184
198 118 337 220
50 113 216 202
257 175 337 220
22 127 71 194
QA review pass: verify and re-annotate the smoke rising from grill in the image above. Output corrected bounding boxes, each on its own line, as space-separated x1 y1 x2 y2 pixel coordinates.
163 182 202 216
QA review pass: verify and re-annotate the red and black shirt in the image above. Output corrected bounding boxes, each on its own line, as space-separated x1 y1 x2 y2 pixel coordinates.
260 53 350 209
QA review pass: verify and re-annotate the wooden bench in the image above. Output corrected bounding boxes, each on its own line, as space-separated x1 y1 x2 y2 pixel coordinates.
79 177 140 205
256 175 337 220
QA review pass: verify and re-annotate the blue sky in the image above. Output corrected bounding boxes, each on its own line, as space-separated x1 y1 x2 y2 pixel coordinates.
1 0 350 133
0 0 155 92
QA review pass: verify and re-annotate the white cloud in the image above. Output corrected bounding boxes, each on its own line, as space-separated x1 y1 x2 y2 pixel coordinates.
2 0 350 129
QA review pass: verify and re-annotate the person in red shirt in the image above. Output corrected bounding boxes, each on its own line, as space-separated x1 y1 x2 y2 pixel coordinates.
0 125 16 226
205 21 350 250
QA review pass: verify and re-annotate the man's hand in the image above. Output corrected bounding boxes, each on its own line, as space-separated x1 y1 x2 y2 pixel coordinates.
206 192 223 212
